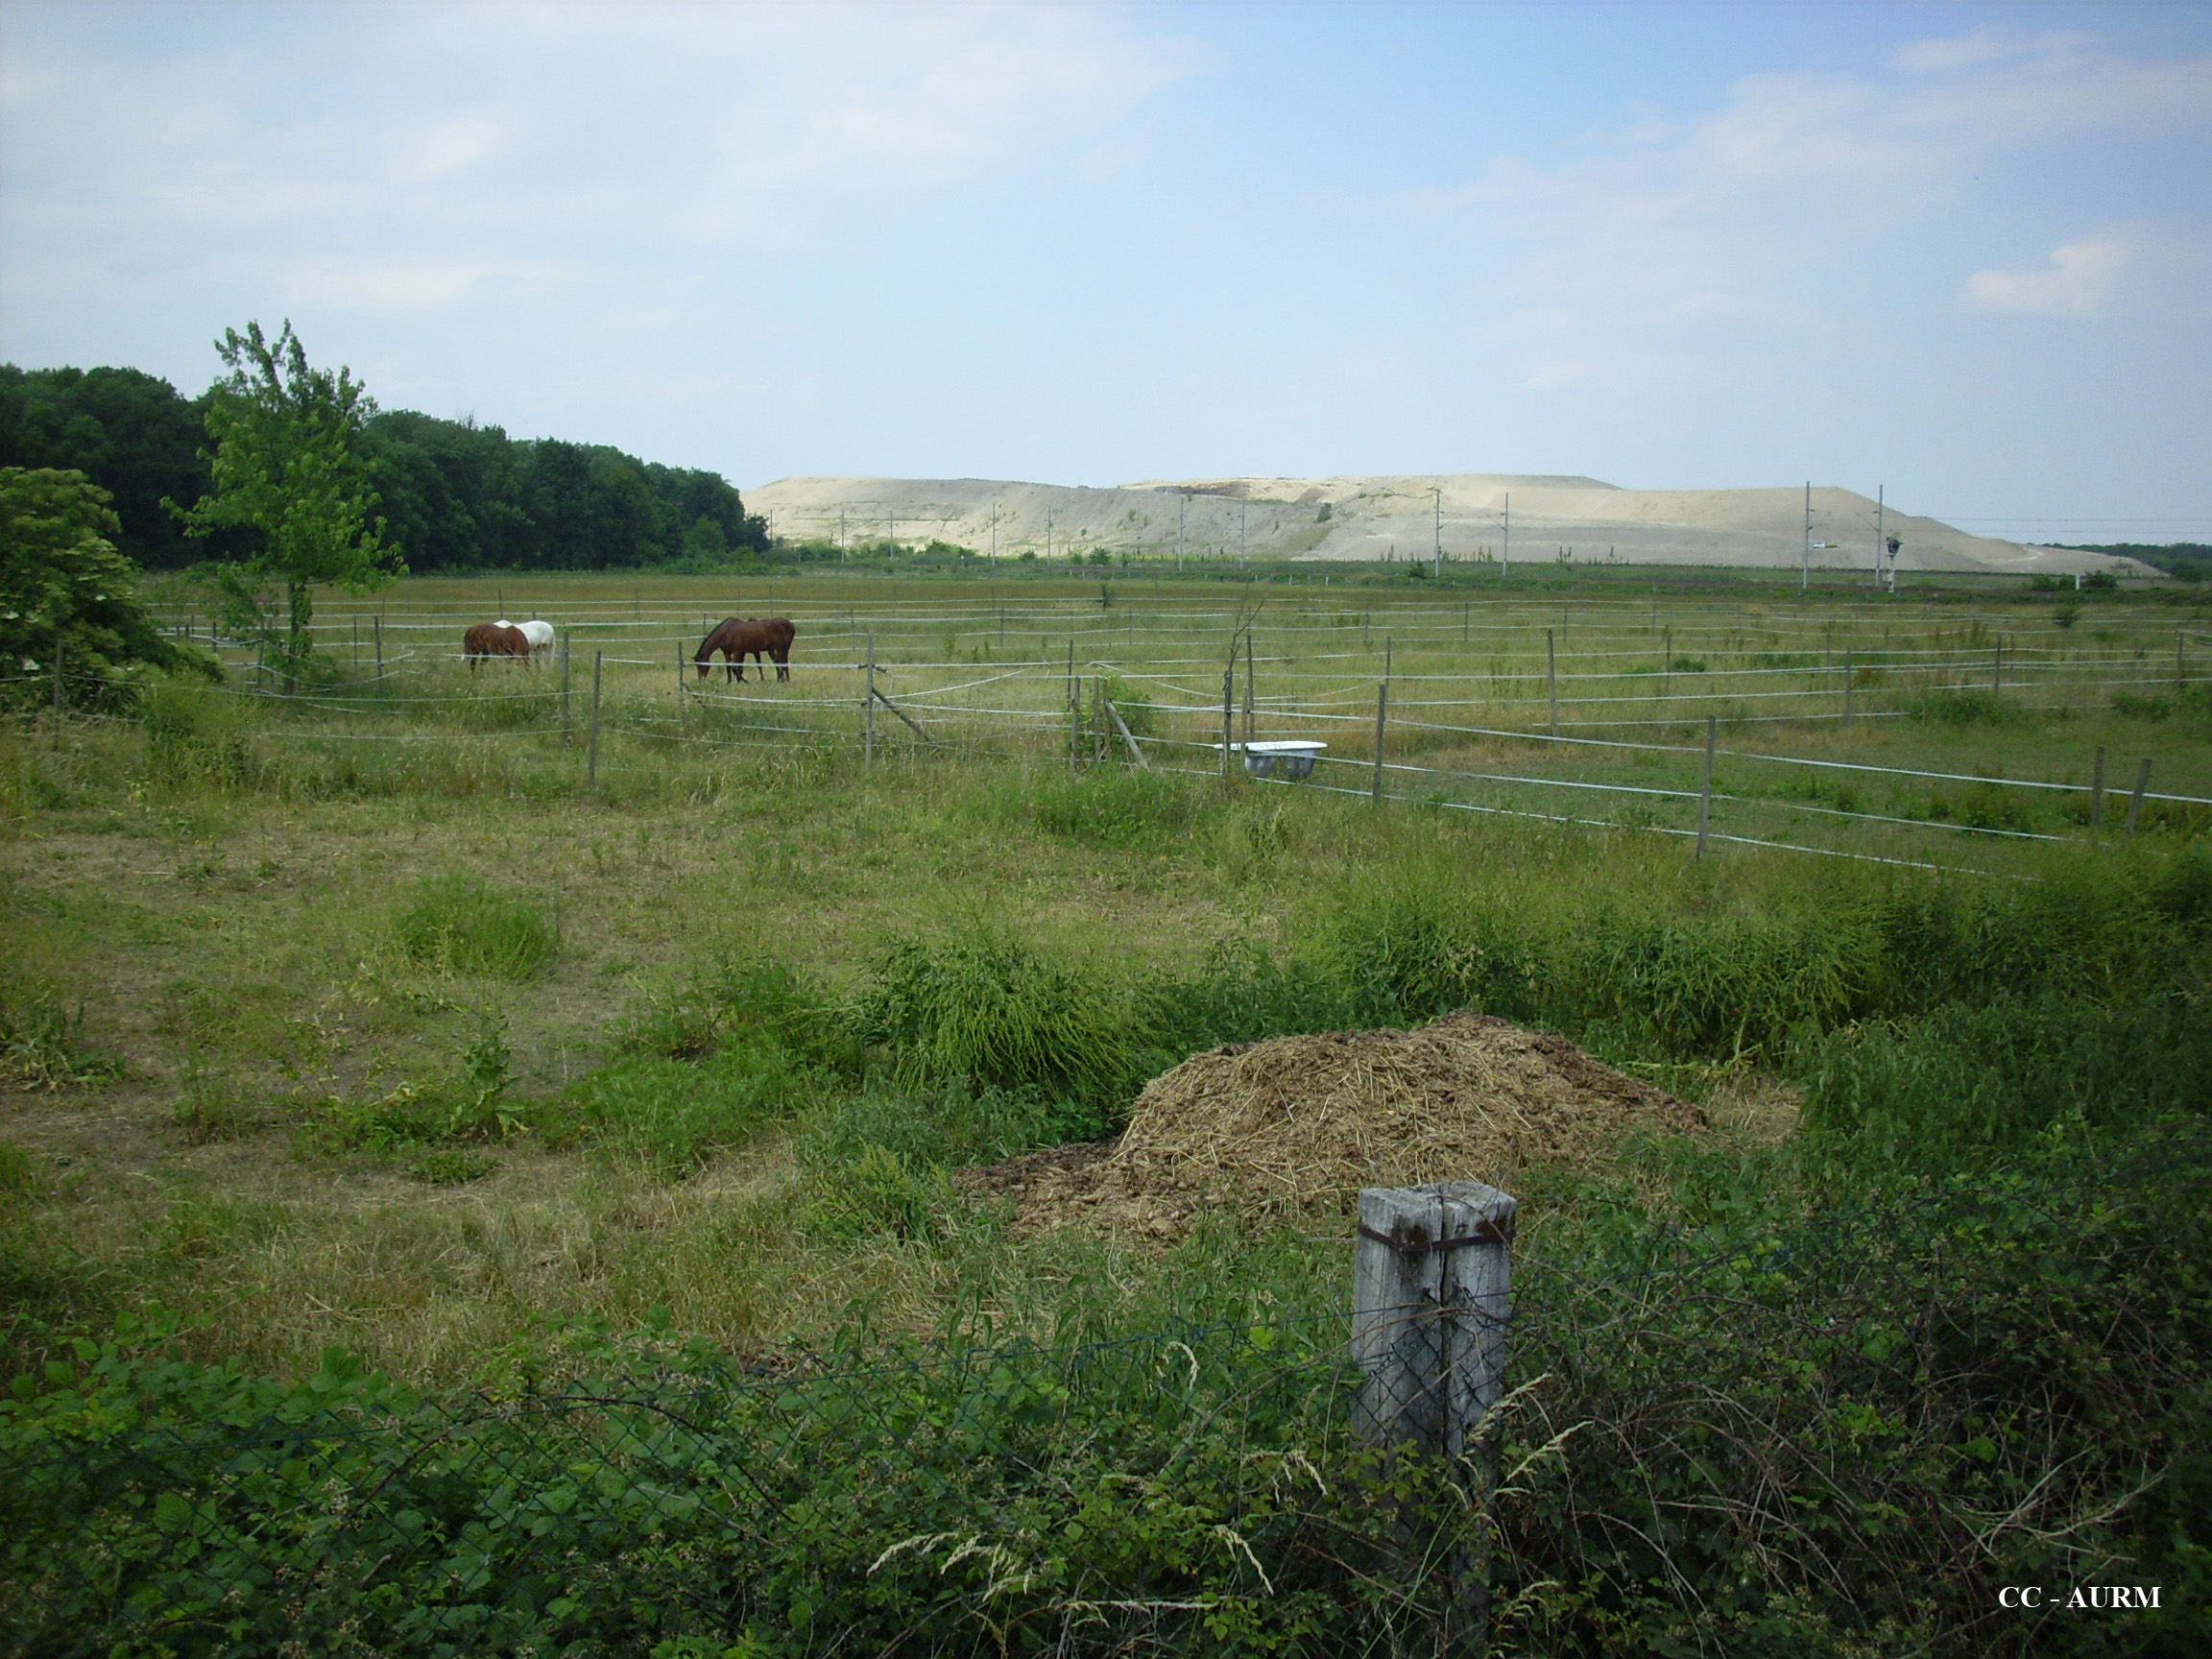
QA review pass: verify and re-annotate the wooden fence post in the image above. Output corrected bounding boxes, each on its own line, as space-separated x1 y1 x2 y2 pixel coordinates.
1372 682 1388 804
1547 628 1559 735
2127 757 2152 839
1353 1180 1517 1646
1243 630 1257 751
2089 745 2105 833
587 651 603 787
1217 668 1232 781
1695 714 1716 857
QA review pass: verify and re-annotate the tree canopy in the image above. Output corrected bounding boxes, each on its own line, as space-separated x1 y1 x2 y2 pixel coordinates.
1 356 767 575
0 467 212 711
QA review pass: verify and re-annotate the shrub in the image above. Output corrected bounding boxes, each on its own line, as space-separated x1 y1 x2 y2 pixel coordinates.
393 873 557 980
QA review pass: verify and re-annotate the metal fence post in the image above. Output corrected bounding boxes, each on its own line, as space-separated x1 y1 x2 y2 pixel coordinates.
1842 650 1853 723
1547 628 1558 735
2089 745 2105 833
374 614 383 679
1372 682 1388 804
1695 714 1716 857
1353 1180 1517 1647
587 651 603 787
2127 757 2151 839
561 633 572 744
865 633 877 768
1221 668 1235 781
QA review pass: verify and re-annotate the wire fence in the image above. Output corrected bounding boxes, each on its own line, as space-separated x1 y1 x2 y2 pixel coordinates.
15 589 2209 879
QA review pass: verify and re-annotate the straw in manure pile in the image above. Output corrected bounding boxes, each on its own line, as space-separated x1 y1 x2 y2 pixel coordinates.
961 1011 1704 1241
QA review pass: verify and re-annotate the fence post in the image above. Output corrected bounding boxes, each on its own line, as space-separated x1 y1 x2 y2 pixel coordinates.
1842 650 1854 723
2127 757 2151 839
561 633 572 744
2089 745 2105 833
1353 1180 1517 1647
374 615 383 679
1991 641 2002 697
1068 642 1078 781
1243 630 1257 751
865 633 877 768
587 651 603 787
53 638 64 749
2180 630 2187 692
1221 668 1235 781
1372 682 1388 804
1547 628 1558 735
1663 625 1671 706
1695 714 1716 857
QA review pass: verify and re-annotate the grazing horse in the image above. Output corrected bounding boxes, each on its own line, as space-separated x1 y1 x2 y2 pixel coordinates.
514 619 556 661
464 621 530 670
695 616 796 684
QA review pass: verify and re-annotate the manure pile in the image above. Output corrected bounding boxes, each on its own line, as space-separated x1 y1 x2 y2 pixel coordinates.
960 1012 1704 1241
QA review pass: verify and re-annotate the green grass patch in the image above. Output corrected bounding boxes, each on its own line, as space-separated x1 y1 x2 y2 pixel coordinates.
393 873 557 979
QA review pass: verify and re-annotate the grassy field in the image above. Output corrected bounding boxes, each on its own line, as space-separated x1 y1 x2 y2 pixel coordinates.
4 566 2208 1654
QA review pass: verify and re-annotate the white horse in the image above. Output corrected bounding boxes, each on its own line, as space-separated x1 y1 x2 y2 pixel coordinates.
497 619 558 661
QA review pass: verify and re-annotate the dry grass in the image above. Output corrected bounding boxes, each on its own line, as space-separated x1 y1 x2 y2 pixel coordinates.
963 1012 1704 1241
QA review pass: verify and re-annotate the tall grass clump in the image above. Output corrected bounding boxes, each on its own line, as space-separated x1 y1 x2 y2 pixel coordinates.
619 956 849 1070
855 927 1136 1112
1023 767 1202 851
392 873 557 980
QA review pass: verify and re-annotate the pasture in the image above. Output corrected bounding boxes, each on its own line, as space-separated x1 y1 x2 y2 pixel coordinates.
3 566 2209 1654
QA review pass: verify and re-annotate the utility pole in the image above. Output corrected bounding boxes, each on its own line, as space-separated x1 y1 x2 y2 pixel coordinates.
990 501 998 562
839 505 847 555
1178 493 1187 568
1047 505 1055 565
1802 482 1812 594
1239 499 1248 571
1433 486 1443 578
1501 493 1510 579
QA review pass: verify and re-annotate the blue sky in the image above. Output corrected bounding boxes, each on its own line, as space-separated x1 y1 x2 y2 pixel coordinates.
3 0 2208 541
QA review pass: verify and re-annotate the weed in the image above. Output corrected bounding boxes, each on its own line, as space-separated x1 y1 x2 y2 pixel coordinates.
0 974 108 1091
538 1037 809 1177
410 1148 497 1184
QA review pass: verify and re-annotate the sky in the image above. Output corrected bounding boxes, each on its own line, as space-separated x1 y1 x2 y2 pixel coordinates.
3 0 2209 543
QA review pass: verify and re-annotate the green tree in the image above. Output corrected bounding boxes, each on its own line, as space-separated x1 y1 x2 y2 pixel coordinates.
177 322 403 673
0 468 212 711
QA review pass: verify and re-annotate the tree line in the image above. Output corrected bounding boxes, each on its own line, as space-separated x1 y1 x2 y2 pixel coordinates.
0 358 766 574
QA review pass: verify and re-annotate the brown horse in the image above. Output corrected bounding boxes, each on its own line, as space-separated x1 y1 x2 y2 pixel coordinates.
696 616 796 683
463 622 530 670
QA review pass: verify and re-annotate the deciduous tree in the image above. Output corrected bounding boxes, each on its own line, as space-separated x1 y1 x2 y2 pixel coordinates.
178 322 403 672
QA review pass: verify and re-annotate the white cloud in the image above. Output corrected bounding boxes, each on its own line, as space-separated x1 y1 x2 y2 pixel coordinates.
1420 29 2212 390
0 1 1204 325
1964 238 2131 316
